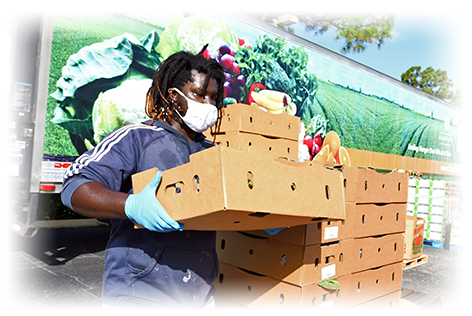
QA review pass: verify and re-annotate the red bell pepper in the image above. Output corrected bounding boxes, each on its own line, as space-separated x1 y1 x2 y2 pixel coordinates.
247 82 265 104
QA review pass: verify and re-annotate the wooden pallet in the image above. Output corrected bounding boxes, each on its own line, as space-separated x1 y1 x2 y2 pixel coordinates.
403 254 428 270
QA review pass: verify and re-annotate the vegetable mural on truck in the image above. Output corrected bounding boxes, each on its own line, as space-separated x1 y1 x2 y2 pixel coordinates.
46 13 461 175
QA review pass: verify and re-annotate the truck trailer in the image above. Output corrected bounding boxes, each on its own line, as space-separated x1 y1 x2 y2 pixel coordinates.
7 12 462 237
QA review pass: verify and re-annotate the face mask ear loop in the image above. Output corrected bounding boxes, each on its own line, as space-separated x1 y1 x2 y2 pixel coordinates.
170 88 186 123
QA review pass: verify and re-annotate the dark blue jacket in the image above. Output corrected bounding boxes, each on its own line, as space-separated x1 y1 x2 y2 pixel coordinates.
61 120 218 308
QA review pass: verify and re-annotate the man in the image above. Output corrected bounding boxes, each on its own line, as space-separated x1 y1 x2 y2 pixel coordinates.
61 48 226 308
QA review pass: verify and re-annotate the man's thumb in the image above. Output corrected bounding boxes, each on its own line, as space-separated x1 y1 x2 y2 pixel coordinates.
148 170 162 190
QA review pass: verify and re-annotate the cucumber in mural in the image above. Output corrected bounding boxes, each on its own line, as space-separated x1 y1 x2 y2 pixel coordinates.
47 12 461 169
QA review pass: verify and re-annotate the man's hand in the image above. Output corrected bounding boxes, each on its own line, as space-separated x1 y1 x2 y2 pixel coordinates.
125 170 184 232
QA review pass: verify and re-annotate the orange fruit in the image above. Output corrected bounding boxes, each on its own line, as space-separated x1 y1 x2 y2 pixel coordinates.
337 146 351 166
322 131 341 157
313 144 330 163
327 152 337 164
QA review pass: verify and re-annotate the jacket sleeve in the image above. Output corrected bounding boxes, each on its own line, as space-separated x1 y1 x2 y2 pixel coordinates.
61 125 147 211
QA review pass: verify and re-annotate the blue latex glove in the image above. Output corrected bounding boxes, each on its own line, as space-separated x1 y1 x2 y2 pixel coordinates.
263 227 286 235
125 170 184 232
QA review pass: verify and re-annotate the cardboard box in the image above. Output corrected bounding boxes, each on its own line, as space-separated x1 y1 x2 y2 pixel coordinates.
214 261 402 309
404 215 425 260
349 233 404 273
212 130 298 161
132 145 345 231
350 289 401 309
217 231 352 287
213 103 300 140
246 202 407 244
340 166 409 203
217 231 403 286
335 262 403 308
214 262 337 309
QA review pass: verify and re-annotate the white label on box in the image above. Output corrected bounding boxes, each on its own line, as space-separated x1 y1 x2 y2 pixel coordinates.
324 226 339 240
322 264 336 280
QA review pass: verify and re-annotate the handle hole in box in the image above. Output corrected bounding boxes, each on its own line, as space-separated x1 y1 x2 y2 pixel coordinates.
220 239 226 250
193 175 200 193
165 181 184 195
247 171 254 190
280 254 287 267
325 255 335 264
325 185 330 199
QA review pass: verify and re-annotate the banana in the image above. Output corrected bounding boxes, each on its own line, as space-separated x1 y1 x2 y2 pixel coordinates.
259 89 292 104
268 107 284 114
251 91 283 111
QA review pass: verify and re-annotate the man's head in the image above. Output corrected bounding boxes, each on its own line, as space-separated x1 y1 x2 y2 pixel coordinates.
145 50 225 127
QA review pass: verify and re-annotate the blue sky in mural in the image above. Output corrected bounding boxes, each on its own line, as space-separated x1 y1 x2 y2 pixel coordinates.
290 12 463 91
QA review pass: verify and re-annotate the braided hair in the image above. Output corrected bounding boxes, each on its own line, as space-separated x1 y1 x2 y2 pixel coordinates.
145 48 225 127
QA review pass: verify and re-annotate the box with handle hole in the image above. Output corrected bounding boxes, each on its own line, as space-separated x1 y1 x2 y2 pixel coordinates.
210 103 300 141
244 202 407 245
132 145 345 231
217 230 403 287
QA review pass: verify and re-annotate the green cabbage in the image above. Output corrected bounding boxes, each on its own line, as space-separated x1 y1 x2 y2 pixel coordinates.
50 31 160 154
91 79 152 145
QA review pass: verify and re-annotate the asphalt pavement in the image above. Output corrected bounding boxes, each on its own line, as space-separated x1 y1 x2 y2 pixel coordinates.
5 224 468 311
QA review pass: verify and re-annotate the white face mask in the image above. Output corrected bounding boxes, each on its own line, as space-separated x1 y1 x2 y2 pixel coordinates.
172 88 218 133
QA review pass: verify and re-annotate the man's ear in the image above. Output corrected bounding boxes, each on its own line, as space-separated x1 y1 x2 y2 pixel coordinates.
168 88 179 103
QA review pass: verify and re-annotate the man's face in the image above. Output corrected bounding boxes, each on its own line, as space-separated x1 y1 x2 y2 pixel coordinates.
175 69 219 115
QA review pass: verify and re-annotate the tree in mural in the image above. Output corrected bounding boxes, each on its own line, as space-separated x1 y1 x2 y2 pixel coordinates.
401 66 455 102
255 13 394 54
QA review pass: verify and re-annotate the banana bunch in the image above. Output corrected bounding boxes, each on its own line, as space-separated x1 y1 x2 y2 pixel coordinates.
250 90 297 115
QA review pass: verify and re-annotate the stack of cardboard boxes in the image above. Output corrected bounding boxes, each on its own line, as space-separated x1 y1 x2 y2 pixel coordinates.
132 103 346 231
215 166 408 309
207 103 300 161
132 103 409 309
